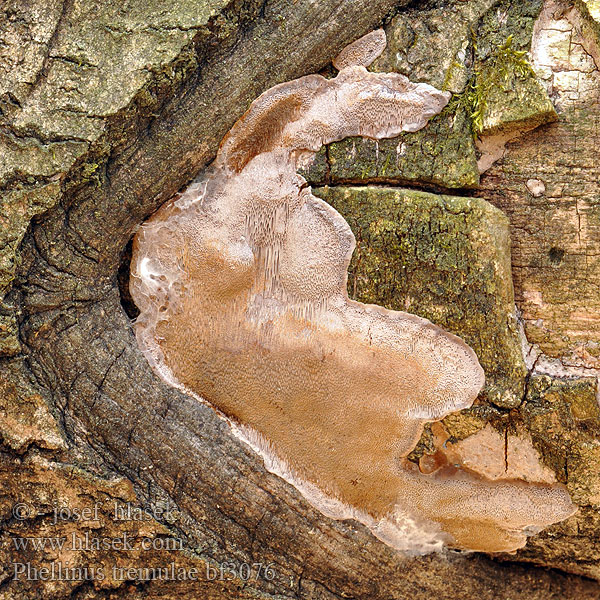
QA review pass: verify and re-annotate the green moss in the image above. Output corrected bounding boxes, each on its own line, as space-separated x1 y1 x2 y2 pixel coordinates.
476 0 543 59
314 186 527 405
464 35 552 134
305 0 554 189
370 0 493 94
315 102 479 189
442 59 468 93
575 0 600 43
469 0 556 135
297 147 328 183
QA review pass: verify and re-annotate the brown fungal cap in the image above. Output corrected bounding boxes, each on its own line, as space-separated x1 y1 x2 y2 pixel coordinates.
332 29 387 70
130 30 575 555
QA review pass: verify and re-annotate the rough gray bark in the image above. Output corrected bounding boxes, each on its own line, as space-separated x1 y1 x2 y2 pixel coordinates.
1 0 600 598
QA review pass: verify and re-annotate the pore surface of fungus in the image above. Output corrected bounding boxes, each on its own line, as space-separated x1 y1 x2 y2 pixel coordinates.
130 31 575 554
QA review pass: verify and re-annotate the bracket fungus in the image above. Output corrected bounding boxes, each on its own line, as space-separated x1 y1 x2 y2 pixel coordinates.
131 31 575 554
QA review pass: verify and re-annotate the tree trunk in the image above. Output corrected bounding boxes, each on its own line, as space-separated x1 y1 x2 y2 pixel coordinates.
1 0 600 598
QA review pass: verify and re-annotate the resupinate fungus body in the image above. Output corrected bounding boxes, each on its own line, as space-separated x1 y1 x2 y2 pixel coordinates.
130 30 576 554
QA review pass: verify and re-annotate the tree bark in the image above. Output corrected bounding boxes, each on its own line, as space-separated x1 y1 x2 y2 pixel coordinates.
1 0 600 598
